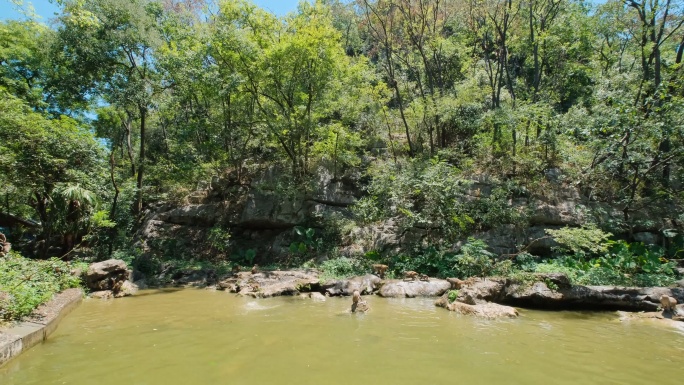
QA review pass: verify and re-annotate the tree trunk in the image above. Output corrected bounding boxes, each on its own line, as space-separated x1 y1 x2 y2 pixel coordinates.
124 113 136 177
109 151 119 256
135 106 146 215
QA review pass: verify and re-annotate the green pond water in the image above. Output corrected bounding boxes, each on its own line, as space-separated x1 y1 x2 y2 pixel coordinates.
1 289 683 385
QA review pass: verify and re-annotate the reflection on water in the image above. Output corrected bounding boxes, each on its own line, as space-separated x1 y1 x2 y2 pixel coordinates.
1 289 683 385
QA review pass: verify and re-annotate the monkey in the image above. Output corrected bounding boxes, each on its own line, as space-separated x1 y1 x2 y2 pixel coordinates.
0 233 5 243
232 265 241 275
419 274 430 282
112 278 124 293
403 271 419 281
352 290 361 304
446 278 465 289
251 264 259 274
206 269 217 284
372 264 389 279
351 290 369 313
660 295 678 314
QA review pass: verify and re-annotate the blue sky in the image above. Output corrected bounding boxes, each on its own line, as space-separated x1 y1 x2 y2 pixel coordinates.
0 0 305 22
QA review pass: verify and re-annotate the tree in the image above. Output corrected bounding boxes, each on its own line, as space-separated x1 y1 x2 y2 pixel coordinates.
56 0 164 215
0 88 105 256
360 0 416 156
213 0 356 179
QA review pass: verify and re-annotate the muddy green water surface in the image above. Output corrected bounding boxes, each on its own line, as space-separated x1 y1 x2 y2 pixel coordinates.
1 289 683 385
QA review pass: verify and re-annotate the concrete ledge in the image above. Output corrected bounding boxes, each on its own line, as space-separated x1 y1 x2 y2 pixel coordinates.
0 334 21 364
0 288 83 367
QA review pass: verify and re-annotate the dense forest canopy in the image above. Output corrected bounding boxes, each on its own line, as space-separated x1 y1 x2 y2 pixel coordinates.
1 0 684 273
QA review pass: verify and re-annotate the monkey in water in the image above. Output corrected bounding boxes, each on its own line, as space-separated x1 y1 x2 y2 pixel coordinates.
404 271 419 281
419 274 430 282
446 278 464 289
372 264 389 279
660 295 678 314
251 264 259 274
351 290 369 313
352 290 361 304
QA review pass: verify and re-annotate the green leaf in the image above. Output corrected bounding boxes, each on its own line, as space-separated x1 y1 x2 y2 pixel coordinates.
305 228 315 239
289 243 299 253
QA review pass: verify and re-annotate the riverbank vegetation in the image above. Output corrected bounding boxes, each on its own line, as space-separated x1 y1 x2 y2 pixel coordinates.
1 0 684 288
0 252 85 321
317 229 678 287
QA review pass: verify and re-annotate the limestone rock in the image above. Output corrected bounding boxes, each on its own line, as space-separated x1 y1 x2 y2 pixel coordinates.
90 290 113 299
299 292 327 301
257 281 301 298
86 259 138 299
378 279 450 298
529 199 585 226
218 270 321 298
322 274 383 296
504 275 684 311
69 268 84 279
114 281 139 298
311 165 359 206
633 232 659 245
345 219 401 255
451 277 508 304
170 268 217 287
618 305 684 323
446 301 518 319
156 203 223 227
442 274 684 312
86 259 129 291
218 280 239 292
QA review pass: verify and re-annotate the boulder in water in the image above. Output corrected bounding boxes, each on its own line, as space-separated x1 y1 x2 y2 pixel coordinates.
378 279 450 298
86 259 136 298
447 302 518 319
218 269 321 298
322 274 382 296
90 290 113 300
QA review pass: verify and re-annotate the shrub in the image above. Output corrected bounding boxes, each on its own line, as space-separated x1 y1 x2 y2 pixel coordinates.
352 158 527 240
319 257 367 282
530 240 678 287
546 225 612 258
390 247 460 278
541 227 678 287
533 261 580 283
207 225 232 252
514 252 538 271
453 238 497 278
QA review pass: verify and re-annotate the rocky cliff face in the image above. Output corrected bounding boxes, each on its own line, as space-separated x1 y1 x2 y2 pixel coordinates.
136 166 683 266
135 166 361 264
